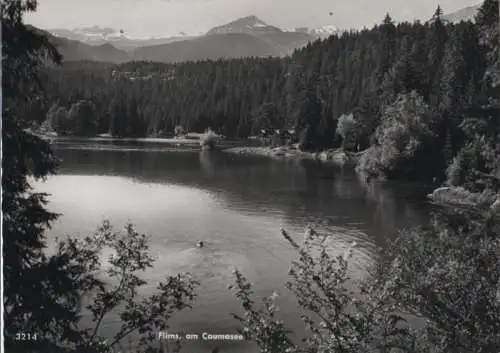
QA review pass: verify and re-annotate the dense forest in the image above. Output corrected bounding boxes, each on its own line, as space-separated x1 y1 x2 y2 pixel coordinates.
30 2 500 188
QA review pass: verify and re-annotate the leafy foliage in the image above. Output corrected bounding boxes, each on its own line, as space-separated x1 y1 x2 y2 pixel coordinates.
336 113 358 149
232 210 500 353
67 221 198 352
443 0 500 191
44 103 70 134
375 209 500 353
357 91 436 179
231 228 417 353
174 125 185 137
200 128 218 150
445 138 500 192
230 271 296 353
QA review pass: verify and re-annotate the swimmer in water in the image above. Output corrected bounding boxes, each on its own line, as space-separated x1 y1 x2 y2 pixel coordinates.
197 241 204 248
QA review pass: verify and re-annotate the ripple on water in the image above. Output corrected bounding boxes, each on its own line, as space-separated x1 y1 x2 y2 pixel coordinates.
33 152 409 353
152 246 258 282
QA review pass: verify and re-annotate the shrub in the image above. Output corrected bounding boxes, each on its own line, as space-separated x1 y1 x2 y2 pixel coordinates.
446 138 500 192
174 125 185 137
336 113 358 150
45 104 71 135
39 118 55 134
377 209 500 353
231 209 500 353
356 91 436 179
5 220 198 353
200 128 218 150
231 228 414 353
356 146 384 177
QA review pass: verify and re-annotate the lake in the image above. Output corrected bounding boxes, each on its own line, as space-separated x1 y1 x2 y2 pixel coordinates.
33 142 433 353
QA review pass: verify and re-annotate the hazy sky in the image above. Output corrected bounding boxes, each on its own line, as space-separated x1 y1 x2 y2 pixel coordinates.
25 0 480 37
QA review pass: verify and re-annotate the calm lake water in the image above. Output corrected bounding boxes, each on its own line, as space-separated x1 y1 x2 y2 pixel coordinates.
33 142 433 353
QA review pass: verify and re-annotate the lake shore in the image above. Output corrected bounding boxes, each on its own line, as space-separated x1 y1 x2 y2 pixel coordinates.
44 134 498 212
45 135 359 166
43 134 202 145
224 145 500 213
427 186 500 213
41 133 251 150
223 146 361 166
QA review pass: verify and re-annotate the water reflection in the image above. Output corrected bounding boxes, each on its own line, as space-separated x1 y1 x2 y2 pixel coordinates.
54 146 432 248
38 145 433 353
199 150 216 176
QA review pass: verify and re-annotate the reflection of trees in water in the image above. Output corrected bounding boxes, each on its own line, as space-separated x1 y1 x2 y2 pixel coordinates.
198 150 215 176
355 172 431 247
55 148 430 250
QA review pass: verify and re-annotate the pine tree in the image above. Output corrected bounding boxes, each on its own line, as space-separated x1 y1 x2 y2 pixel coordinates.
440 25 468 115
376 13 397 85
295 76 322 151
68 99 98 137
427 5 449 105
1 1 87 349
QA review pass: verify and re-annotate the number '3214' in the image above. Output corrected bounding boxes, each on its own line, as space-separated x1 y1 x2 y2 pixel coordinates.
15 333 37 341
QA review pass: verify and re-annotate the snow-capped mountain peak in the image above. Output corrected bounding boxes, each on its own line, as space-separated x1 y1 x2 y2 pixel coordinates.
74 26 116 36
49 26 129 42
310 25 340 37
291 25 341 38
206 15 282 35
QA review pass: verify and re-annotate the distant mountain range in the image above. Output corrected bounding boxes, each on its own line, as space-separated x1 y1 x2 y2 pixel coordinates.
441 3 481 23
45 15 323 63
49 36 130 63
42 5 481 65
133 33 281 62
49 26 197 51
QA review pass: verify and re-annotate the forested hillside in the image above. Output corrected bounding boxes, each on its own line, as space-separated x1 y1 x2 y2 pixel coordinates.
35 1 499 185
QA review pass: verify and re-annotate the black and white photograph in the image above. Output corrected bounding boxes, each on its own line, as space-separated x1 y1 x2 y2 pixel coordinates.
2 0 499 352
